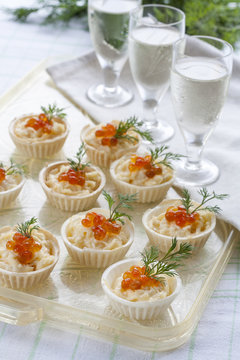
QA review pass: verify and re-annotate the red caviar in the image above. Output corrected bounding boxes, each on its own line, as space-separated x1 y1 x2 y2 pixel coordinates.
121 266 160 291
6 232 42 265
81 211 121 241
58 168 85 186
95 123 118 147
129 155 162 178
25 113 53 134
0 168 6 183
165 206 200 228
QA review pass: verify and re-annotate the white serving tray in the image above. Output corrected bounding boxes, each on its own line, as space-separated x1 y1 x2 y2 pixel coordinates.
0 60 238 351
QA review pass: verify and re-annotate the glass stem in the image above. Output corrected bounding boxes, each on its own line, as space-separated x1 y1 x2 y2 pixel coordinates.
102 65 119 95
142 99 158 128
185 142 204 171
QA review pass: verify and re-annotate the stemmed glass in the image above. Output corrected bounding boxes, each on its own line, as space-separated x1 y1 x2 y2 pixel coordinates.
128 5 185 144
87 0 140 108
171 36 233 186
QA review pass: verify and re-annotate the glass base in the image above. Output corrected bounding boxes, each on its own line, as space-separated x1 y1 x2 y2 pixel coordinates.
174 158 219 187
87 84 133 108
142 119 174 145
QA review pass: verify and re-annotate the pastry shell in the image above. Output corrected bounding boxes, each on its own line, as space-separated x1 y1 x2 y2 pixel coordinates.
101 257 182 320
0 176 25 208
61 208 134 268
39 161 106 212
0 226 60 289
142 199 216 253
9 114 70 158
81 124 140 168
110 156 174 203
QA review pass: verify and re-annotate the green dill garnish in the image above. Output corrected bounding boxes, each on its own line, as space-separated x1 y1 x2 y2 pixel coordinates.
102 190 137 224
114 116 153 143
41 103 66 121
15 217 40 238
181 188 228 215
141 239 192 281
0 159 25 176
67 143 90 171
149 145 184 169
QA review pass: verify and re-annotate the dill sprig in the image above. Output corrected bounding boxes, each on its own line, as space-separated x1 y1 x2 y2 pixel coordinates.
149 145 184 169
141 239 192 282
41 103 66 121
67 144 90 171
114 116 153 143
0 159 25 176
16 217 40 238
102 190 137 224
181 188 228 215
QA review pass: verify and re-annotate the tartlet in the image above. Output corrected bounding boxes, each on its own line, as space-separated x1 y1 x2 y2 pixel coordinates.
101 257 181 320
0 218 59 289
110 147 179 203
143 198 216 252
81 117 152 167
0 161 25 208
40 161 105 212
9 104 69 158
61 207 134 268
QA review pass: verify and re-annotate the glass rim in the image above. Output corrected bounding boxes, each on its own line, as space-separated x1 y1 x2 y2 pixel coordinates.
174 35 233 59
131 4 185 27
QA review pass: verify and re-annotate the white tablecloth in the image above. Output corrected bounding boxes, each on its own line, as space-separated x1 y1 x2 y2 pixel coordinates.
0 1 239 359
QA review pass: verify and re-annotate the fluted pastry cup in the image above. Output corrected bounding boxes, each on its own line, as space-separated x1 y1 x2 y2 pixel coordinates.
142 199 216 253
110 157 174 203
81 124 140 168
9 114 69 158
101 257 182 320
0 226 60 289
39 161 106 212
61 208 134 268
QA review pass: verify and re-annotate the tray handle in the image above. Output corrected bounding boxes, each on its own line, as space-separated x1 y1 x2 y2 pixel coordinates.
0 296 43 325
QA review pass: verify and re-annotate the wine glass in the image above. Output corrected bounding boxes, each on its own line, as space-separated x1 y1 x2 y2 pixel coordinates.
128 4 185 144
171 36 233 186
87 0 140 108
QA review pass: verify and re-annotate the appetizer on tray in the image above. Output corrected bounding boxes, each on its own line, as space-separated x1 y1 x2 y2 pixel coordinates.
39 144 106 212
110 145 182 203
143 188 228 252
0 160 25 208
0 217 59 289
9 104 69 158
81 116 153 167
61 191 135 268
101 239 192 320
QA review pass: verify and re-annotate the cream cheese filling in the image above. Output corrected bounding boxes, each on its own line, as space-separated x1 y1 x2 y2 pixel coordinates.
65 212 130 250
0 173 22 192
0 227 56 273
112 274 171 302
84 121 140 157
13 115 66 142
114 156 173 186
45 164 101 196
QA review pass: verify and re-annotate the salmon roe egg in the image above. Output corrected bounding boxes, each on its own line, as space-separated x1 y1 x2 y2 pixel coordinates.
25 113 53 134
58 168 85 186
6 231 42 265
0 168 6 183
121 266 159 291
95 123 118 147
81 212 122 240
165 206 200 228
128 155 162 178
